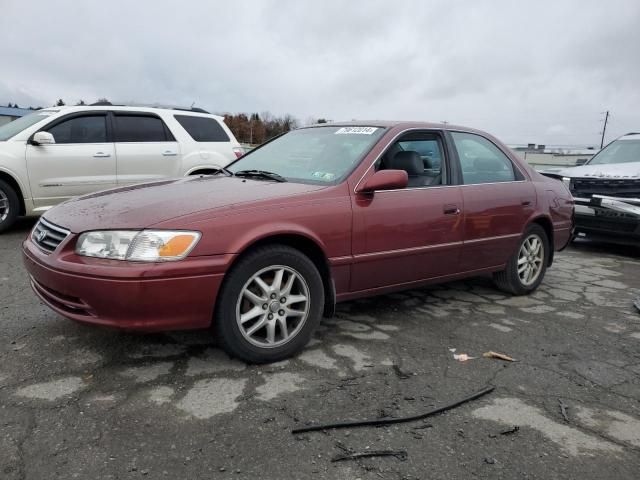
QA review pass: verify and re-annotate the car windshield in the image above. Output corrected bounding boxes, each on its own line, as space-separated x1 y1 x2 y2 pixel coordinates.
0 111 57 141
227 126 386 184
589 138 640 165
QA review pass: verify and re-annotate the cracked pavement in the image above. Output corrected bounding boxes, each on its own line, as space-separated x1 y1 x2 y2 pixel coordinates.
1 217 640 479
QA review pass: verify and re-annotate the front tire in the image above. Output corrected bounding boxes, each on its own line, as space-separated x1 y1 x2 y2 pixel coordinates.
214 245 325 363
493 224 549 295
0 179 19 233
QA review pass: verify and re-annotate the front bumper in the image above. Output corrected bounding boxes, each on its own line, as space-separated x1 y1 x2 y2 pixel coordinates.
23 236 235 331
573 195 640 243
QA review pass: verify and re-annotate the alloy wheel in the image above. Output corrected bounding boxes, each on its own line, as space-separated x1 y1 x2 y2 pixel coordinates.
517 234 544 286
235 265 310 348
0 189 9 223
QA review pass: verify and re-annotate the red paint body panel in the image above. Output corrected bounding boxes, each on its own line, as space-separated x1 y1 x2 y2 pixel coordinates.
459 182 536 271
350 187 464 290
23 237 231 330
22 121 574 331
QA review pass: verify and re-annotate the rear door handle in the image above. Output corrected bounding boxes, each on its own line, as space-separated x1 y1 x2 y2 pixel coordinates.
93 152 110 157
443 204 460 215
521 200 532 206
162 150 177 156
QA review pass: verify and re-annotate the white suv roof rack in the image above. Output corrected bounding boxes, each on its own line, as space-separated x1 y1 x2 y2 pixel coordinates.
88 101 210 114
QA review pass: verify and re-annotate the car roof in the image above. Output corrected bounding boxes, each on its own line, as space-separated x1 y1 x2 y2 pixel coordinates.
47 105 224 120
303 120 488 135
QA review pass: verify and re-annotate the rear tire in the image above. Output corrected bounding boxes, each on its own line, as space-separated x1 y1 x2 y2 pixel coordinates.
493 224 549 295
0 179 19 233
214 245 324 363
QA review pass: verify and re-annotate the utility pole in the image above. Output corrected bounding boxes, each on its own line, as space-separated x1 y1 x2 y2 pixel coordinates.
600 110 609 149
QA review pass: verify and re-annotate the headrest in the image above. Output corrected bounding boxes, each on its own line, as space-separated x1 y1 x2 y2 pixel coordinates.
390 151 423 176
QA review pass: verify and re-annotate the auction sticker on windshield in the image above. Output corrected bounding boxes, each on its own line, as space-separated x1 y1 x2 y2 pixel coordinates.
335 127 378 135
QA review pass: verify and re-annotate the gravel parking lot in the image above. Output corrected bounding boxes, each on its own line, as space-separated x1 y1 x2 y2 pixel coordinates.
1 218 639 480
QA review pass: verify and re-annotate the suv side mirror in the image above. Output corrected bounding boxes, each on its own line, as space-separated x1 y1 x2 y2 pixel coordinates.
358 170 408 193
575 158 588 166
32 131 55 145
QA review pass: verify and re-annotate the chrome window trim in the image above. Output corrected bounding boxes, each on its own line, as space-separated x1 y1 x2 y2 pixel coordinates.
353 127 530 194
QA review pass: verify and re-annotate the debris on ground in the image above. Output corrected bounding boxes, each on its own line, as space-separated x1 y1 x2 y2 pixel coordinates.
499 425 520 435
392 364 412 379
482 351 516 362
291 386 494 434
453 353 476 362
484 457 497 465
634 296 640 313
331 443 408 463
408 423 433 439
559 399 570 422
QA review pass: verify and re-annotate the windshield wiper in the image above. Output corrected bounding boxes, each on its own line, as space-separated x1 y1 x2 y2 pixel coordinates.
233 170 287 182
211 165 233 176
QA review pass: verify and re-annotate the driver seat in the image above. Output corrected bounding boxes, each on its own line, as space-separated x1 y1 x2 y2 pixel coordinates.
389 151 426 187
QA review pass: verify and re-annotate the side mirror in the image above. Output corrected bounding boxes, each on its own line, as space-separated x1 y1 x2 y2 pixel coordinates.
358 169 408 193
575 158 588 166
32 131 55 145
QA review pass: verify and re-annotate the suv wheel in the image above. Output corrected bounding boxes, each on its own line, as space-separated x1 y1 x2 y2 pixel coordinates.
493 224 549 295
0 179 19 233
215 245 324 363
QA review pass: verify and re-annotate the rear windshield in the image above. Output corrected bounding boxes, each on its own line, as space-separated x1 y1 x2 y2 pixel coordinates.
227 126 386 184
589 138 640 165
174 115 229 142
0 111 57 141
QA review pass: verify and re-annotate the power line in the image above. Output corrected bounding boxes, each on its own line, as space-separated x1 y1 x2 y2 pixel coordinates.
600 110 610 149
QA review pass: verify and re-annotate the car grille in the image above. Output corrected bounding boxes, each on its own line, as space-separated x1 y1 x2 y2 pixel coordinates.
571 177 640 199
32 218 70 253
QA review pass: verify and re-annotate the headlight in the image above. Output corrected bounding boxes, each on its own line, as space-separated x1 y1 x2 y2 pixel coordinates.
562 177 572 189
76 230 201 262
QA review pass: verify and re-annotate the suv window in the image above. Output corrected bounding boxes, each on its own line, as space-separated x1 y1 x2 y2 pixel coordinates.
114 115 174 142
47 115 107 144
174 115 230 142
451 132 516 184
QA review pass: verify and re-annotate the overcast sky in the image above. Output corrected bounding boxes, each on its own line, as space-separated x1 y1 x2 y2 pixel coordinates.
1 0 638 146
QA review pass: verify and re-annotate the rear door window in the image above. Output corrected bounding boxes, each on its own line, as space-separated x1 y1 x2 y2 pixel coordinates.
114 115 174 142
46 115 107 143
174 115 230 142
451 132 517 184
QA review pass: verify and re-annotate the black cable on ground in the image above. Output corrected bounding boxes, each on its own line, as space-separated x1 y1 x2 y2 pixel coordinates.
291 385 495 434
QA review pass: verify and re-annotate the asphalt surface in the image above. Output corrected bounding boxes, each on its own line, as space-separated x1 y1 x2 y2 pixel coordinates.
1 217 639 480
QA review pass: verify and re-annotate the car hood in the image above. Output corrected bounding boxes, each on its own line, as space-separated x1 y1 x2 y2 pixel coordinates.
44 176 328 233
541 161 640 180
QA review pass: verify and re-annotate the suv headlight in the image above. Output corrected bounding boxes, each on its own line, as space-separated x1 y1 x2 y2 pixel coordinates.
76 230 201 262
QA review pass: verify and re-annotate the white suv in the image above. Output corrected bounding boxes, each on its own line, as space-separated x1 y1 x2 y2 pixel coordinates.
0 105 243 231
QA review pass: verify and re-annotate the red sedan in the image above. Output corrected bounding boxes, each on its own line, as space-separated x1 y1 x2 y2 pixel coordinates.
23 122 574 363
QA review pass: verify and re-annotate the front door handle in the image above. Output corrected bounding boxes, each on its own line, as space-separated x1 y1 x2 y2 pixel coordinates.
521 200 532 206
443 204 460 215
93 152 111 157
162 150 177 156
